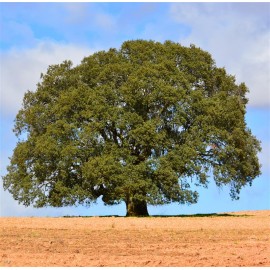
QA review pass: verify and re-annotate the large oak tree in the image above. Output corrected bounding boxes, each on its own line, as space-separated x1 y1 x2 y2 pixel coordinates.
3 40 261 216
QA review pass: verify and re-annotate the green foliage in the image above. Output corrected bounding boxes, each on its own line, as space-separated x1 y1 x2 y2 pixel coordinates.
3 40 261 214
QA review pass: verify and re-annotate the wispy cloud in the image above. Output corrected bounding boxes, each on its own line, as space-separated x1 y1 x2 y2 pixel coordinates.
0 3 119 50
63 3 117 32
170 2 270 107
1 41 92 117
63 3 89 25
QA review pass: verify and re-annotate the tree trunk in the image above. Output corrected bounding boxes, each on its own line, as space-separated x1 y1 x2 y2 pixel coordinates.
125 198 149 217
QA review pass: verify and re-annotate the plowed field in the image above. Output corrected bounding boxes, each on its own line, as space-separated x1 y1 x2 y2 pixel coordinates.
1 210 269 266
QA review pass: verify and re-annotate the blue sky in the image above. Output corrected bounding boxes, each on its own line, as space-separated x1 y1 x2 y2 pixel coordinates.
0 2 269 216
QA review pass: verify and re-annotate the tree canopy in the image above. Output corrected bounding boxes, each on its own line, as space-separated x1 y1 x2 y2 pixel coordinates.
3 40 261 216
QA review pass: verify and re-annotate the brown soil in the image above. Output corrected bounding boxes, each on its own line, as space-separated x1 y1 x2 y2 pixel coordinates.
1 210 269 266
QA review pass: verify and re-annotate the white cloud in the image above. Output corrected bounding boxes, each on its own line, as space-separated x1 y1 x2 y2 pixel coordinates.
95 12 117 31
62 3 117 33
170 3 270 107
64 3 89 24
1 20 36 48
0 41 93 117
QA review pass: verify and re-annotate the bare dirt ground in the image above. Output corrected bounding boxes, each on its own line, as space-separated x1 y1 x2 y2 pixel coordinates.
0 210 269 267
